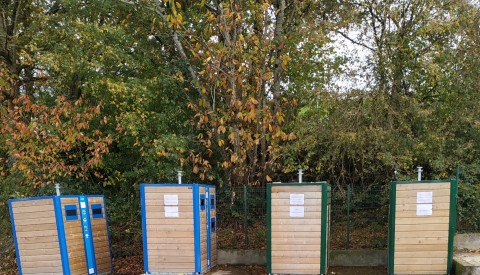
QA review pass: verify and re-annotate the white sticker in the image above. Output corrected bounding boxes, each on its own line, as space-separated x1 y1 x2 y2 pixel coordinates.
417 191 433 204
89 268 95 274
165 206 179 217
416 204 433 216
80 202 86 209
290 206 304 217
164 194 179 205
290 194 305 205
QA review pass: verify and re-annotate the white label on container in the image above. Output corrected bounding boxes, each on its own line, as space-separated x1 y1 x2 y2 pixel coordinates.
290 194 305 205
89 268 95 274
417 191 433 204
164 206 179 217
164 194 179 205
416 204 433 216
80 202 86 209
290 206 304 217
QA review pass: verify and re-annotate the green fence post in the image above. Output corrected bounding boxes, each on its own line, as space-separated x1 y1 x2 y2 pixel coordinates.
347 184 351 249
244 185 248 248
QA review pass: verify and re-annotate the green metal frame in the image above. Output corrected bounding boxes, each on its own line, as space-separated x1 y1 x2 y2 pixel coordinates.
388 180 458 275
266 182 330 275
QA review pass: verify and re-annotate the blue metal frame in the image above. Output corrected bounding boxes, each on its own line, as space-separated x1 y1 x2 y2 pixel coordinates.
140 185 149 273
54 196 71 275
206 187 211 269
193 185 202 273
78 196 97 274
8 199 23 275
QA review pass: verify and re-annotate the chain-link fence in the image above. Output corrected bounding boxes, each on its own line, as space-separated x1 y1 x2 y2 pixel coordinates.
216 183 479 250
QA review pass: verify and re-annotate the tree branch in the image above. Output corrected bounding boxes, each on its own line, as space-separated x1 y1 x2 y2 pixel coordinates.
334 30 375 52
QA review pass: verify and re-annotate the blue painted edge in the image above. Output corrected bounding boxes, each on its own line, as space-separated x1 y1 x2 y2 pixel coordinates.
206 187 211 269
193 185 201 273
64 204 79 221
79 196 97 274
140 184 149 273
91 204 103 219
99 195 114 274
54 196 71 275
8 199 23 275
8 195 56 202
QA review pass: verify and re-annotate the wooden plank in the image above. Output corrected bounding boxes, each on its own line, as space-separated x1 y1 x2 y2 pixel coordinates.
271 244 321 251
396 202 450 211
394 243 448 252
396 183 450 191
145 192 193 200
395 257 447 265
147 237 194 244
146 212 194 220
12 204 55 214
271 199 321 206
271 237 320 245
147 262 195 270
269 205 321 212
396 196 450 204
396 189 450 198
271 211 321 219
272 186 322 193
11 199 53 208
19 254 61 262
394 264 446 272
271 224 321 232
60 198 79 204
394 251 447 258
18 235 59 244
395 237 448 245
17 241 59 250
147 231 193 238
395 216 449 225
144 186 193 193
18 247 60 256
16 229 59 238
272 250 321 258
271 192 322 199
145 244 194 250
145 199 193 206
271 263 320 270
146 224 194 231
272 269 321 275
395 209 450 218
14 217 56 226
148 249 195 256
20 260 63 268
272 257 320 264
20 266 63 274
15 223 57 232
395 223 449 232
271 231 323 239
395 230 448 238
271 218 321 225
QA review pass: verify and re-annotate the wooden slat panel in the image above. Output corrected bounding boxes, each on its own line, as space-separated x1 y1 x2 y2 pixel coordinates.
394 251 447 258
11 198 53 208
144 200 193 206
394 244 448 252
272 257 320 264
147 237 194 244
12 204 55 215
19 247 60 256
271 211 321 219
148 249 195 256
394 264 446 272
61 198 87 274
395 230 448 238
271 238 320 245
14 217 56 226
271 186 322 192
271 224 321 232
271 244 321 251
144 186 193 193
146 224 194 231
271 218 321 225
395 209 450 218
396 196 450 204
396 202 450 211
395 237 448 245
271 263 321 271
395 224 449 232
271 192 322 199
395 216 449 225
396 189 450 198
145 193 193 200
15 223 57 232
271 198 321 206
396 183 450 191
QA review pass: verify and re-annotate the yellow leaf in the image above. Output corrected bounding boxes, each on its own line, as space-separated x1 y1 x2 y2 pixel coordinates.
266 175 272 182
218 139 224 147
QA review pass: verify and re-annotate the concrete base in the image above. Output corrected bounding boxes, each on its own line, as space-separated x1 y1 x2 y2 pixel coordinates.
330 250 387 266
217 249 387 266
218 250 266 265
454 253 480 275
455 234 480 250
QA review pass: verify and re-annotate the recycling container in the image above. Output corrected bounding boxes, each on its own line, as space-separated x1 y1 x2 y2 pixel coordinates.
388 180 458 274
8 195 113 275
267 182 331 275
141 183 217 274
